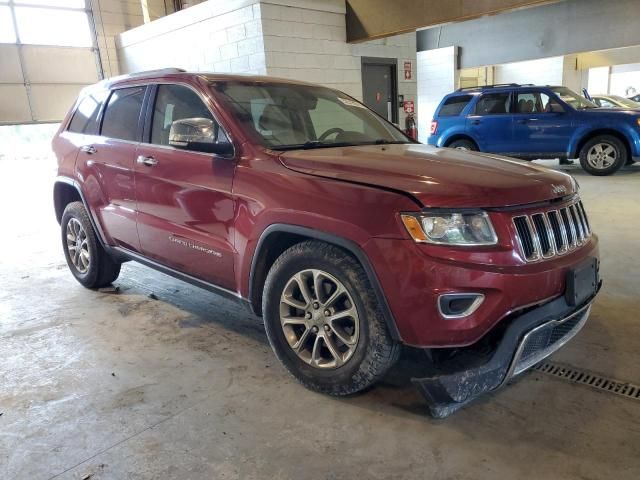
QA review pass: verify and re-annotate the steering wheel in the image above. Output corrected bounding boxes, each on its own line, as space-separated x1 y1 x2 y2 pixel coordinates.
318 127 344 142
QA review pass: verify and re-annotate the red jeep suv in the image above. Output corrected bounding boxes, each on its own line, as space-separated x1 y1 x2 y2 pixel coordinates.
53 69 600 417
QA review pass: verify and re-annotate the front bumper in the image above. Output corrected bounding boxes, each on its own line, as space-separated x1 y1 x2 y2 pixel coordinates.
412 282 600 418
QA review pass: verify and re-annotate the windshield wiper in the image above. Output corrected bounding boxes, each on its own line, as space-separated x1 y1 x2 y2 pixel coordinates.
271 139 410 151
271 141 353 151
372 139 409 145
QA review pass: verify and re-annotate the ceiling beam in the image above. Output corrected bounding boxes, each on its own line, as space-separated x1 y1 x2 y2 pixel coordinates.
345 0 562 43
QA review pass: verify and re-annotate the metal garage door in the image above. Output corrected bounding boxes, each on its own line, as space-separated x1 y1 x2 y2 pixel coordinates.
0 0 102 125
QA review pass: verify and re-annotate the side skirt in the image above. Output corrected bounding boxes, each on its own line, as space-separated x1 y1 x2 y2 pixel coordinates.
109 246 252 308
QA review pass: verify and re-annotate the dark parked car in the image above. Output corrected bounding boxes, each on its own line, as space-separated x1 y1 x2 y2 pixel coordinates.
53 70 600 417
428 84 640 175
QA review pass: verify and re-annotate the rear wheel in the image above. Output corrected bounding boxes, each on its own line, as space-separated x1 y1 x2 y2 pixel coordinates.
61 201 121 288
579 135 626 176
448 139 478 151
262 241 399 396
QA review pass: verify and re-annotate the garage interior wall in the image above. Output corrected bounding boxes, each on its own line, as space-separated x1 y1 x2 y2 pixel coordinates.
416 46 457 141
417 0 640 70
493 57 564 86
92 0 145 78
116 0 417 125
0 0 147 125
0 0 103 124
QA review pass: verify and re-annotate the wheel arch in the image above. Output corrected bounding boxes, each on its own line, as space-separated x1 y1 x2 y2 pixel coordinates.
248 224 402 342
54 178 82 224
571 129 631 160
54 176 108 247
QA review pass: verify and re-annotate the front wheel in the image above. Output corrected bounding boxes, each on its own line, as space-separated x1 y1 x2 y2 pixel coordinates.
61 201 121 288
579 135 627 176
448 139 478 151
262 241 399 396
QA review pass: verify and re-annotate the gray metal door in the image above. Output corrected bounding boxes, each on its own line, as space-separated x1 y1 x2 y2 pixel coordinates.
362 60 396 123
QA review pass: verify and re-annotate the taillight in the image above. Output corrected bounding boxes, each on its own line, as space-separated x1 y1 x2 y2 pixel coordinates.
430 120 438 135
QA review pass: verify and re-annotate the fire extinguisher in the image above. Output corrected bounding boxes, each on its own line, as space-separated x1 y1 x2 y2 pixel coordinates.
405 113 417 140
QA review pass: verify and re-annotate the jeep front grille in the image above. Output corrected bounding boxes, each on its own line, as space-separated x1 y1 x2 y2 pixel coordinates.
513 199 591 262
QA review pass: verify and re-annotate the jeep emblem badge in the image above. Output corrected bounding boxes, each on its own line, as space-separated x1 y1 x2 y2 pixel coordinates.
551 184 567 195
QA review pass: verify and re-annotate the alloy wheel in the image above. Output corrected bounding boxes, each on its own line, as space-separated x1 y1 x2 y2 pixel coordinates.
279 269 360 369
586 143 617 170
66 218 90 274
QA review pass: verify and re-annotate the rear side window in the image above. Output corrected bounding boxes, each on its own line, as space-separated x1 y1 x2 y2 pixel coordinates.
475 92 511 115
101 86 146 141
68 91 107 135
439 95 472 116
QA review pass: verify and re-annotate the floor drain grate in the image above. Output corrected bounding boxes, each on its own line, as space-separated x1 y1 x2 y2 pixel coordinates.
534 362 640 401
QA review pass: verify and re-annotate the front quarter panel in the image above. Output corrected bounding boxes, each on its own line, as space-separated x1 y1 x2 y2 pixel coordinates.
567 112 640 158
233 145 419 299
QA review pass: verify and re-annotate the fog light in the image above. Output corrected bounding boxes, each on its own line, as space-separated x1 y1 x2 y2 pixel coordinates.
438 293 484 319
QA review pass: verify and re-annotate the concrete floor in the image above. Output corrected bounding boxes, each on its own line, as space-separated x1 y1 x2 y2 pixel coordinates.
1 155 639 479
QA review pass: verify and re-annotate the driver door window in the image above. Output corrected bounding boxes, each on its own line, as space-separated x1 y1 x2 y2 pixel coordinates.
308 97 390 143
150 84 229 151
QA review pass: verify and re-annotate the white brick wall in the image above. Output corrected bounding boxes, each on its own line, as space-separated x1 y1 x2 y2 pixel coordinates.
116 0 266 75
115 0 417 125
416 46 458 141
92 0 145 77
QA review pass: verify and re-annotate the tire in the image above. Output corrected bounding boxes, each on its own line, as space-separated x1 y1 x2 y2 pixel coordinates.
262 240 400 396
578 135 627 176
61 201 121 288
448 139 478 151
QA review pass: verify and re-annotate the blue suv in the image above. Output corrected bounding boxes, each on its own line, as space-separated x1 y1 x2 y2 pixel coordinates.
428 84 640 175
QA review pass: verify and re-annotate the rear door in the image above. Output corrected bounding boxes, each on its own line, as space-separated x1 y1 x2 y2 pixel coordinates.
512 90 574 156
134 82 236 290
75 85 145 252
465 91 514 153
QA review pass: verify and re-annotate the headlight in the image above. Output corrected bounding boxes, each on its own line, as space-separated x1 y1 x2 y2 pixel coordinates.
401 212 498 245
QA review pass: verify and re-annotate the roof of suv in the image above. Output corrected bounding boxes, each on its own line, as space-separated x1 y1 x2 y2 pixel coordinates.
452 83 562 94
100 68 318 90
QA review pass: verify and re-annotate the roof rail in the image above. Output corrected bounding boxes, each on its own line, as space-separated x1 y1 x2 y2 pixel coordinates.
456 83 530 92
124 68 187 79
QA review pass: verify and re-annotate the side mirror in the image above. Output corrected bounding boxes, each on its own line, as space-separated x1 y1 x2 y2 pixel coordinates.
169 117 233 156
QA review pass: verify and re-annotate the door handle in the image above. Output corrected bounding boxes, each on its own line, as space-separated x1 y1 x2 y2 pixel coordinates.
471 120 481 125
137 155 158 167
80 145 97 154
516 119 529 124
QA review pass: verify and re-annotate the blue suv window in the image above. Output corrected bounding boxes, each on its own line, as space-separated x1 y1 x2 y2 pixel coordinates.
439 95 472 116
516 92 563 113
475 92 511 115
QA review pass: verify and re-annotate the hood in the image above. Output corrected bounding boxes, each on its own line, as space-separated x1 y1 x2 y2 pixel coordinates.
279 144 576 208
581 107 640 114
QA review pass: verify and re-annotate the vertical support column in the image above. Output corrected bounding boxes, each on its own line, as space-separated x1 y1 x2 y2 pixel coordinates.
416 46 458 142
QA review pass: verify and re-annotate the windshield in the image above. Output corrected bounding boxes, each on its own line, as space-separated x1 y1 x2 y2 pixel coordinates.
211 81 410 150
608 95 640 108
549 87 598 109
